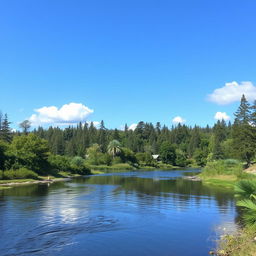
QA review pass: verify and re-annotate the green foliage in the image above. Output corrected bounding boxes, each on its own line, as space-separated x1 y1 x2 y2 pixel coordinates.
159 142 176 165
235 180 256 200
120 147 137 164
48 154 70 172
194 148 208 167
235 179 256 228
19 120 31 134
232 95 256 166
107 140 122 158
237 199 256 227
1 95 256 177
70 156 90 175
0 113 12 143
98 153 112 166
0 140 8 170
0 168 38 180
201 160 243 177
112 156 122 164
135 152 156 167
8 134 50 174
86 144 102 165
175 149 187 167
90 163 134 172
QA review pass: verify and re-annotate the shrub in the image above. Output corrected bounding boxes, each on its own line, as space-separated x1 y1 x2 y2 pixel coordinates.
120 148 137 164
48 154 70 172
112 156 122 164
70 156 91 175
201 160 243 177
98 153 112 165
135 152 156 167
1 168 38 180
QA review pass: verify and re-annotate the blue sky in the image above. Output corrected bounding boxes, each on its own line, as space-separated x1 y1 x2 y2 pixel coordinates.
1 0 256 130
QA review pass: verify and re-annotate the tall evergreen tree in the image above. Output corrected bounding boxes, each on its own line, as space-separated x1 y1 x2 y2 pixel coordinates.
251 100 256 126
234 94 251 124
232 95 255 166
0 114 12 143
98 120 107 152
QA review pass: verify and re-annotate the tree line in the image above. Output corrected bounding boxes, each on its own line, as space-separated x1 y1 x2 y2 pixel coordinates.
0 95 255 179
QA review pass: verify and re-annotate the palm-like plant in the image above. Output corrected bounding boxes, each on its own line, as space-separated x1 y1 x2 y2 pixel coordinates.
107 140 121 158
237 199 256 227
235 180 256 200
235 180 256 227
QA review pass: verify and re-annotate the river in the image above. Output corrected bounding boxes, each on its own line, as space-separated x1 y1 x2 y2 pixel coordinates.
0 169 237 256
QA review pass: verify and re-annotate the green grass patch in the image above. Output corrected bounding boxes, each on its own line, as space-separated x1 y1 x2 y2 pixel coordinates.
89 163 135 172
201 175 237 189
0 179 36 184
0 168 39 180
0 186 12 190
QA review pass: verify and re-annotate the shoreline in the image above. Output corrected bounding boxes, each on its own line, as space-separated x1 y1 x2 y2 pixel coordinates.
0 177 71 187
0 167 199 188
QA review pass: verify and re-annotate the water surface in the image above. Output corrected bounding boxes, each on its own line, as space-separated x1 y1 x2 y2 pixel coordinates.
0 169 237 256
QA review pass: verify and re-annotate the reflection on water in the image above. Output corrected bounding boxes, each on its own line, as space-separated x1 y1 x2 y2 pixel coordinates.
0 169 237 256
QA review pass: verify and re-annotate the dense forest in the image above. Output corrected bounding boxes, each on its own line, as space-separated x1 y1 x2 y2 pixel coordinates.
0 95 255 179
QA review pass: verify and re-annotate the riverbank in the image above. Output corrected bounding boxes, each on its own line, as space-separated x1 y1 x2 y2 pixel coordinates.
216 227 256 256
89 162 183 173
200 162 256 255
0 164 194 188
0 171 81 189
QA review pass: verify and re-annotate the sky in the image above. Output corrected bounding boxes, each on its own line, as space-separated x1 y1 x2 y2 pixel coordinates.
1 0 256 130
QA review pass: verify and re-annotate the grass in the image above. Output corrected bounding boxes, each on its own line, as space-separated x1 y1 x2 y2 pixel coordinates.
199 160 248 189
0 170 82 187
89 163 135 172
0 179 36 184
201 175 237 189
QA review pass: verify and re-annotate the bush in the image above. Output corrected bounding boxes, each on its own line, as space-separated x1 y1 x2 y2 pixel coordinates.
70 156 91 175
98 153 112 165
112 156 122 164
0 168 38 180
201 160 243 177
48 154 70 172
135 152 156 167
120 148 137 164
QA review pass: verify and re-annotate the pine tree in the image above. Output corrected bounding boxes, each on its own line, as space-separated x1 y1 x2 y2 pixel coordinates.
251 100 256 126
234 94 251 124
212 120 226 159
232 95 255 166
98 120 107 152
0 114 12 143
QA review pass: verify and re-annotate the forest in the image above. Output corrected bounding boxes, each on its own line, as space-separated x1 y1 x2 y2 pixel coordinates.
0 95 255 180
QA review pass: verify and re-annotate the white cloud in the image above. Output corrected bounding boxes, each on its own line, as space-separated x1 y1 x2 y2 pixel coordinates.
86 121 100 128
208 81 256 105
128 123 137 131
214 112 230 121
172 116 186 124
29 103 94 126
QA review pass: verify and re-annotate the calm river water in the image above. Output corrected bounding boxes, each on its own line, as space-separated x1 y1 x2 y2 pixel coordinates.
0 169 238 256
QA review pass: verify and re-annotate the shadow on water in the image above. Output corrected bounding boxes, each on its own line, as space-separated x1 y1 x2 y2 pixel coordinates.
0 169 238 256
